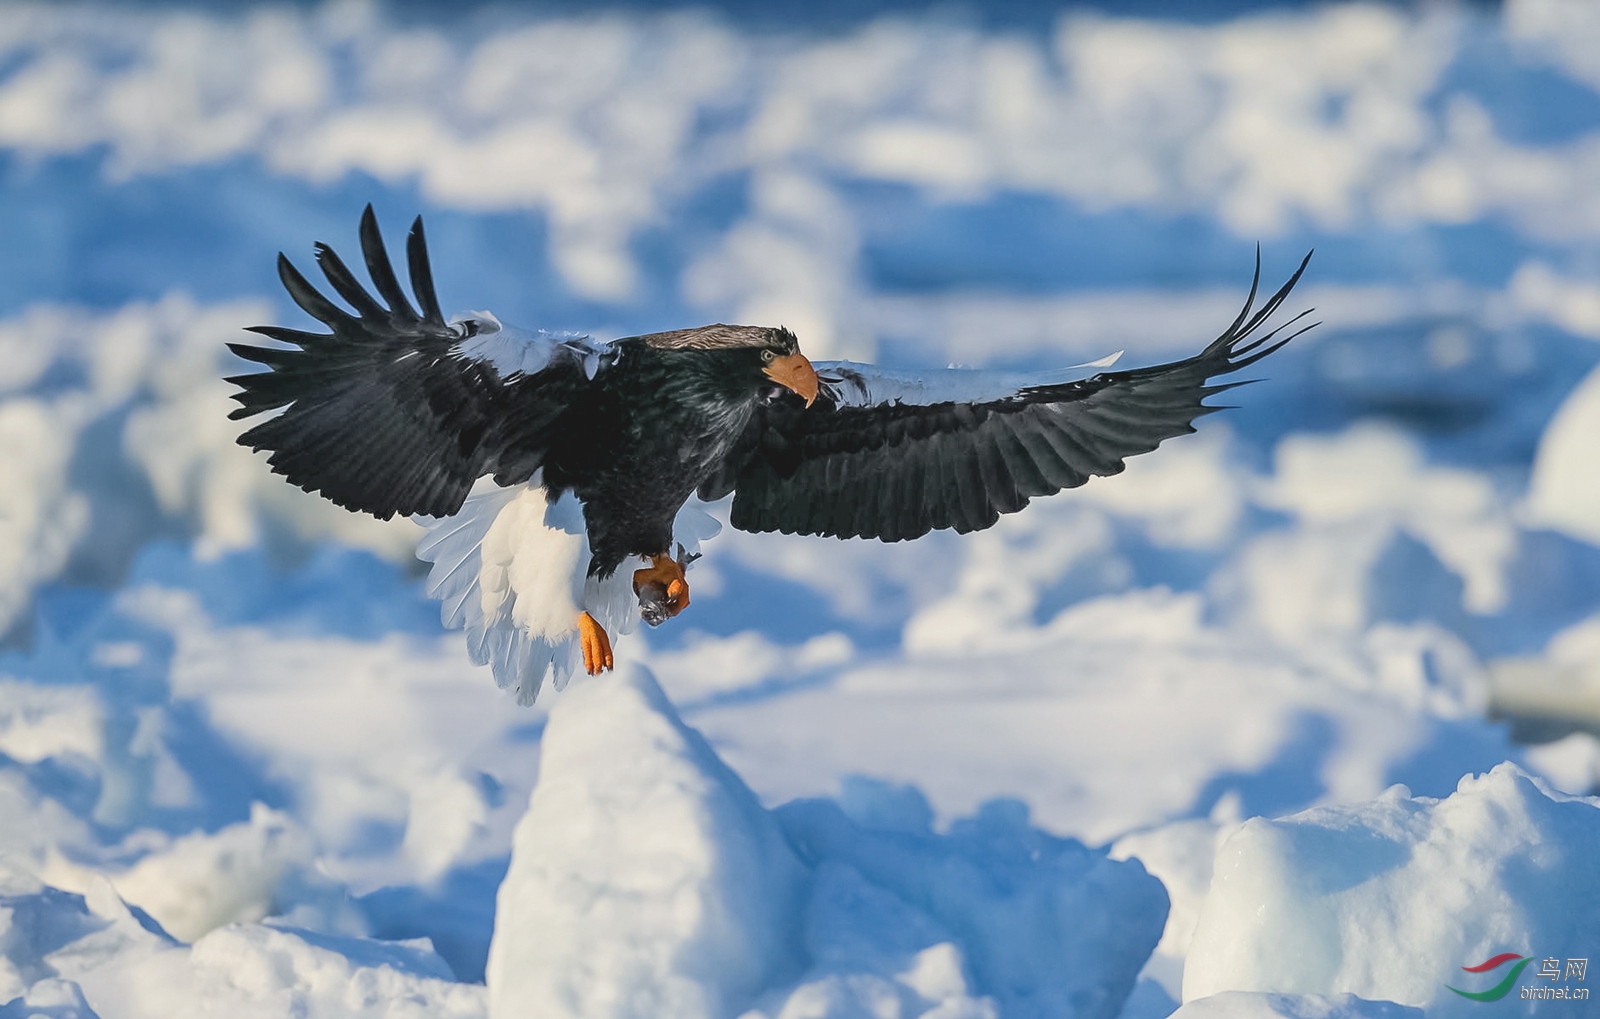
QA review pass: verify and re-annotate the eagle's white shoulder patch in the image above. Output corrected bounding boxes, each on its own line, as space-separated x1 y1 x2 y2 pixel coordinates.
450 317 610 381
813 351 1123 408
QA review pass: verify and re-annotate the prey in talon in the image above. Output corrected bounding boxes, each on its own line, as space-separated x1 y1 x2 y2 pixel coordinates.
635 546 701 628
227 205 1315 702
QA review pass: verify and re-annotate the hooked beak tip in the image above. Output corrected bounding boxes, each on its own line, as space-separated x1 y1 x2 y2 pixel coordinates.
765 352 819 407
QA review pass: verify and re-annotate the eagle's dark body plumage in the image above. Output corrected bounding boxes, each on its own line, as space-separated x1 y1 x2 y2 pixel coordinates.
539 340 774 576
228 205 1314 683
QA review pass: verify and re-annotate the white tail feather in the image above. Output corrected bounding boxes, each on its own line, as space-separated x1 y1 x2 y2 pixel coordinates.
416 477 722 704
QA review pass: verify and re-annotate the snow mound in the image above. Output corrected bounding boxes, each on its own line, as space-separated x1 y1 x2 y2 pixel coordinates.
1525 361 1600 545
768 789 1168 1019
1110 813 1241 1001
1183 763 1600 1014
0 978 98 1019
1254 423 1514 616
85 803 348 944
0 867 484 1019
485 664 807 1019
1172 991 1423 1018
1521 732 1600 796
486 666 1167 1019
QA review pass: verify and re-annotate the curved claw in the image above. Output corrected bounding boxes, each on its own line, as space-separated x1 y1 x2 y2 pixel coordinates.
634 553 692 626
666 578 689 614
578 611 613 674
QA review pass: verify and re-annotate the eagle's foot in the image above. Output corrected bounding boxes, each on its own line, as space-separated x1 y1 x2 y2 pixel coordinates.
578 611 613 675
634 549 694 627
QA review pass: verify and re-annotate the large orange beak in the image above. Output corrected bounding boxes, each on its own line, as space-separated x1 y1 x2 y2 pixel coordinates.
764 352 819 407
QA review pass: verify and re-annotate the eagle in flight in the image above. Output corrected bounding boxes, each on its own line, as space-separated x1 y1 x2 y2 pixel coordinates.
228 207 1313 701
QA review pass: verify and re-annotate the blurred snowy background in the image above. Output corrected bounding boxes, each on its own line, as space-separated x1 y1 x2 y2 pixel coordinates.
4 1 1600 1016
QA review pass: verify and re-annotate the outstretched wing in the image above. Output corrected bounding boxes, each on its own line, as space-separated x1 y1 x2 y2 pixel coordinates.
228 205 606 520
716 252 1315 541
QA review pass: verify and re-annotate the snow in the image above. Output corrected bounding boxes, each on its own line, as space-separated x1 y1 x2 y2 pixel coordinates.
71 804 333 943
1252 424 1516 616
486 665 807 1019
1110 813 1241 1003
487 665 1165 1019
1524 361 1600 544
0 865 485 1019
0 399 88 636
670 516 1517 846
1183 764 1600 1014
0 294 419 635
765 794 1165 1019
1170 993 1423 1019
122 585 541 894
0 3 1595 322
1 1 1600 1017
1520 732 1600 795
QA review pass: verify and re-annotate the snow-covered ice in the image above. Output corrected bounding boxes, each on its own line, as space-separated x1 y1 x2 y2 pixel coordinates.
1170 993 1424 1019
0 865 485 1019
487 664 1166 1019
1524 362 1600 544
485 665 808 1019
1184 764 1600 1014
3 1 1600 1017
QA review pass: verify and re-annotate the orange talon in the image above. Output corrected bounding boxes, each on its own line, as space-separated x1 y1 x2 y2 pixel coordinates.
578 611 613 674
633 552 692 626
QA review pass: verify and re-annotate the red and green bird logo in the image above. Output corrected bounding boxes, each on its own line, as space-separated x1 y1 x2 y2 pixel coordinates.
1448 953 1531 1002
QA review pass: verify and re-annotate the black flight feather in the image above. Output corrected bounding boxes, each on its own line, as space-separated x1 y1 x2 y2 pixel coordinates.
227 206 588 520
723 251 1315 541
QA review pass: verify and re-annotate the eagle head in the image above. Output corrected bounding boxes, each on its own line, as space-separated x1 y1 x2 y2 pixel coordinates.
758 328 818 407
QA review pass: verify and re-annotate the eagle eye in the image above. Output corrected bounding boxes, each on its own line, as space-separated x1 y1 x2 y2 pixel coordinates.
761 349 776 363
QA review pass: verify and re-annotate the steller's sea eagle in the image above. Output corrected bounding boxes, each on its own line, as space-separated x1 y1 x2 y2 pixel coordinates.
227 206 1313 701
